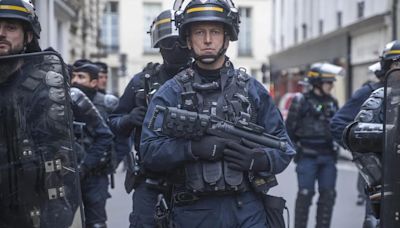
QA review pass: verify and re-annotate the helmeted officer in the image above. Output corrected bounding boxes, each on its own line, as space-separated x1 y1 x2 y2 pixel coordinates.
71 62 114 228
140 0 295 227
286 62 343 228
330 61 384 228
109 9 191 228
342 40 400 226
0 0 83 227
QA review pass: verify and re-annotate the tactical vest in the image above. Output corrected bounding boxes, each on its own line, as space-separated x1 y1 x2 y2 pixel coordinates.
0 56 76 227
174 61 255 194
295 93 337 141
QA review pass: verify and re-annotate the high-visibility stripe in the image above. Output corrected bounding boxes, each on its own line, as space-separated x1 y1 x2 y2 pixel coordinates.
187 6 224 14
0 5 28 13
387 50 400 55
308 71 335 78
321 73 335 78
154 18 171 26
307 71 319 77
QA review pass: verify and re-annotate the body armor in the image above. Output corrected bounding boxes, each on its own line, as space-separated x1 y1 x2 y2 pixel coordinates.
0 52 83 228
175 61 255 194
289 91 338 154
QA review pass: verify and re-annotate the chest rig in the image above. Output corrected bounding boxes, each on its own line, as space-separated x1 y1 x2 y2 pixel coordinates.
0 56 74 227
174 61 255 194
296 93 337 140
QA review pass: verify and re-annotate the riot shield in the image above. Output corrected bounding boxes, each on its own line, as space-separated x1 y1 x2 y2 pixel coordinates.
0 51 83 228
382 68 400 227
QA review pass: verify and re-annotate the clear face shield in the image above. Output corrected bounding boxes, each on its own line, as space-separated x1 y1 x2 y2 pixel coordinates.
313 62 345 77
368 62 381 73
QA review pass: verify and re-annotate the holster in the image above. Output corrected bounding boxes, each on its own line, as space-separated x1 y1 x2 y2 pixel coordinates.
155 194 172 228
261 194 286 228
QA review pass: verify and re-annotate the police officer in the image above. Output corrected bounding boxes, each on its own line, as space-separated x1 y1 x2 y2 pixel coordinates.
286 62 342 228
0 0 83 227
330 62 384 228
342 40 400 226
140 0 295 227
109 9 190 228
94 61 110 94
71 62 114 228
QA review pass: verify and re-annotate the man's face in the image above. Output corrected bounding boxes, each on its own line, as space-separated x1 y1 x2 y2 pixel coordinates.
187 22 228 59
71 71 97 88
321 81 334 95
0 19 32 56
97 72 108 90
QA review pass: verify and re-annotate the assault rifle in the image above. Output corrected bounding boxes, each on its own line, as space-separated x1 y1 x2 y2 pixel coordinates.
148 105 287 151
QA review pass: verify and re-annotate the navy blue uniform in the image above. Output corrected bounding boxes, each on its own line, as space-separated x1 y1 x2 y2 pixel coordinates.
71 87 114 227
110 64 178 228
286 91 338 228
140 64 295 227
330 82 383 146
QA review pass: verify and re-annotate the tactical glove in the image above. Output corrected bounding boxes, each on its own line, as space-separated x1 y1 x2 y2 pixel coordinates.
120 106 147 131
223 139 270 171
191 136 230 161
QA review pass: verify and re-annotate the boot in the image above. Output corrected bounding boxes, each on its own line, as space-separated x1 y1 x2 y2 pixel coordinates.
316 190 336 228
295 189 314 228
86 223 107 228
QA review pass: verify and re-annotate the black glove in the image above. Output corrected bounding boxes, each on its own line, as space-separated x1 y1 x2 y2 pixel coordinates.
223 139 270 171
191 136 230 161
121 106 147 128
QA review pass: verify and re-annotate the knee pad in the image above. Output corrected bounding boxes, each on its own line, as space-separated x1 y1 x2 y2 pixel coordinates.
318 189 336 205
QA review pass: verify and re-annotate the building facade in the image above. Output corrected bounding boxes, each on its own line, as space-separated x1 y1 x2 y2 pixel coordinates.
269 0 393 104
33 0 106 64
98 0 273 96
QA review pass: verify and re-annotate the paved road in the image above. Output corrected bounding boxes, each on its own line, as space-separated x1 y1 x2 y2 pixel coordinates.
106 160 365 228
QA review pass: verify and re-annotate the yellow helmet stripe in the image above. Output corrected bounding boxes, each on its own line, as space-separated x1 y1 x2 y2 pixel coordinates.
154 18 171 27
321 73 335 78
187 7 224 14
307 71 319 77
0 5 29 13
387 50 400 55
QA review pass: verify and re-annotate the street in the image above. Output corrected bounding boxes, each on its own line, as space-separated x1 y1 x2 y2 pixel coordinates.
106 160 364 228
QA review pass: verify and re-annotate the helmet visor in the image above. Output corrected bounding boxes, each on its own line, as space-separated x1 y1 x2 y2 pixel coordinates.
317 63 345 77
368 62 381 73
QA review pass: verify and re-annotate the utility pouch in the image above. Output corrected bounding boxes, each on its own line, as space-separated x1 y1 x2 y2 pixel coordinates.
261 194 286 228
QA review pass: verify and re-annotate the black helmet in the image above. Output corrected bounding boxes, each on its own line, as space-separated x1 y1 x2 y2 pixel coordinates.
306 62 344 85
175 0 240 41
380 40 400 73
0 0 41 38
149 10 182 48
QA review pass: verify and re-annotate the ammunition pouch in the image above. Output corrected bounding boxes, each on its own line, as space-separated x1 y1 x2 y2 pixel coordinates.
184 161 250 194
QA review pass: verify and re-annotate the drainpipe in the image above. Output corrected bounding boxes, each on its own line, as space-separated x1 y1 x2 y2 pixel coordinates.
393 0 398 40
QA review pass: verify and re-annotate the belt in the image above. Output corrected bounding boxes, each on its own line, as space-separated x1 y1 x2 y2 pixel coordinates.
173 190 248 206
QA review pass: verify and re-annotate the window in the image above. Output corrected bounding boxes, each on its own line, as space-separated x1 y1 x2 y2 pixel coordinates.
101 2 119 53
238 7 252 56
302 23 307 40
337 11 342 27
143 3 162 54
318 19 323 35
357 1 365 19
